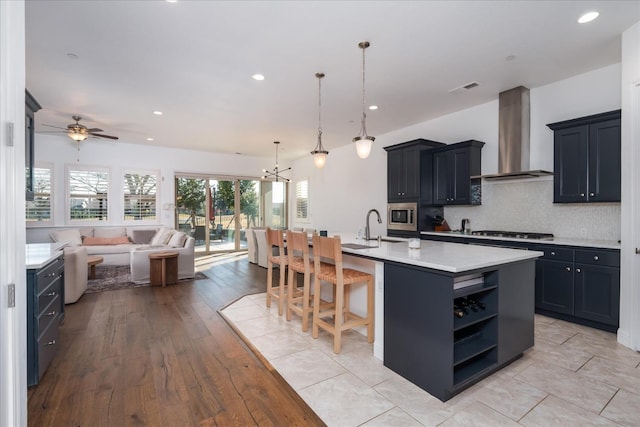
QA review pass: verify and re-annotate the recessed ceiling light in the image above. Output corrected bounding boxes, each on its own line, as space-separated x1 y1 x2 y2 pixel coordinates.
252 74 265 81
165 0 178 3
152 110 163 116
369 105 378 110
146 137 154 142
578 11 599 24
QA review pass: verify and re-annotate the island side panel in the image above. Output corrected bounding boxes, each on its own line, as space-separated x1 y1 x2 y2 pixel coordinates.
384 262 454 400
496 260 536 365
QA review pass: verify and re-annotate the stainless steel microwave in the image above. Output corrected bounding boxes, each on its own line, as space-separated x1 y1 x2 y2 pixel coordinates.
387 202 417 231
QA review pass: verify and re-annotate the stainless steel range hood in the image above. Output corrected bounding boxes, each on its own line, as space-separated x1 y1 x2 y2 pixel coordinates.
475 86 553 180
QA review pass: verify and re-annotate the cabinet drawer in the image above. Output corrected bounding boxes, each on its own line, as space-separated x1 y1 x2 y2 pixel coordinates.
37 316 60 381
37 278 61 315
36 257 63 293
538 246 574 262
37 296 60 339
575 249 619 267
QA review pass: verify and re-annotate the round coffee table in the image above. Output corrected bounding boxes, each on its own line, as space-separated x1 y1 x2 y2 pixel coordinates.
87 255 104 280
148 251 179 287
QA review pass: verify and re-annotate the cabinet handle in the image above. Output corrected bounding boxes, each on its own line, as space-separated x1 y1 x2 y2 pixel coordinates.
45 310 56 317
576 268 581 273
590 192 595 197
566 267 571 272
551 251 556 256
45 292 57 297
47 340 56 346
580 193 585 197
594 256 599 261
45 272 56 278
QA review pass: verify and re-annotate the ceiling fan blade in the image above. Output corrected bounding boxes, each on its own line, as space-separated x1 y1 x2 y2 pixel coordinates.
42 124 68 130
90 133 119 140
86 128 104 133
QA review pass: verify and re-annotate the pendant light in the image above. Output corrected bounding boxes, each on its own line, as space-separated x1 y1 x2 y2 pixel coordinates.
353 41 375 159
261 141 291 182
310 72 329 168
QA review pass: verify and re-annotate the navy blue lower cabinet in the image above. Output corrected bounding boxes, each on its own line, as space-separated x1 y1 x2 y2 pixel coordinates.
574 264 620 327
535 260 574 315
383 260 534 401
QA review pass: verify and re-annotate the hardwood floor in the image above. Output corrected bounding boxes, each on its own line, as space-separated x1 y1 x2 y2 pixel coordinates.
27 254 325 426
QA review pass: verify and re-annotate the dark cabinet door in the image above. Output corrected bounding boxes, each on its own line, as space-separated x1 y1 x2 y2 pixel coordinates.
535 260 574 315
433 151 450 204
588 118 621 202
553 125 589 203
451 148 470 204
387 149 404 200
403 146 421 199
574 264 620 327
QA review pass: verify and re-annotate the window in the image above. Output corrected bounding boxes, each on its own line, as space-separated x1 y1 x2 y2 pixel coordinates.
295 179 309 222
67 166 109 223
123 170 159 222
26 164 52 225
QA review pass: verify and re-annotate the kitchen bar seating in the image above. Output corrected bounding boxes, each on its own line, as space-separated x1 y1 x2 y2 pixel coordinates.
286 230 316 331
265 228 291 316
311 234 374 353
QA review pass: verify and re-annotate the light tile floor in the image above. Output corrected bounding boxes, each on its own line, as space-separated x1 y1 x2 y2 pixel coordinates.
221 294 640 427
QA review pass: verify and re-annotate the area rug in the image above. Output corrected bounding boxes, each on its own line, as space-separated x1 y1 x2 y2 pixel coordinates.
86 265 208 293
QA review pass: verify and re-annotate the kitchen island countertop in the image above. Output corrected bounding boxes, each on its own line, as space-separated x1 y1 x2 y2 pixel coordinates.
26 242 66 269
333 233 542 273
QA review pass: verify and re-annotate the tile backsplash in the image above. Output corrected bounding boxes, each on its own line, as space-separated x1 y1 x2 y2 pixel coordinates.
443 177 620 242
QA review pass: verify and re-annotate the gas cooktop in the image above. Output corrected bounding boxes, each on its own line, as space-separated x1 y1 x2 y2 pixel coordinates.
470 230 554 240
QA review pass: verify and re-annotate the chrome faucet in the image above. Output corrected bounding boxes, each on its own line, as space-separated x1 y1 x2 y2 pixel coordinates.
365 209 382 241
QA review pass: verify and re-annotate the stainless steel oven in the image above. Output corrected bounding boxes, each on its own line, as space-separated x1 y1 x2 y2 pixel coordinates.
387 202 417 232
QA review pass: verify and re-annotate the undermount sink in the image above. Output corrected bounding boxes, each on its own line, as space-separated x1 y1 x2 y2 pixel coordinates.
342 243 378 250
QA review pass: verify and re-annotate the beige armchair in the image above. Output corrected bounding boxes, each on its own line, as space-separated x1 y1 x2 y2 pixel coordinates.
63 246 88 304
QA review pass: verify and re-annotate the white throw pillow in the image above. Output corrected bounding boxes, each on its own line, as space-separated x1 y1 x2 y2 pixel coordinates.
150 227 175 246
168 231 188 248
50 229 82 246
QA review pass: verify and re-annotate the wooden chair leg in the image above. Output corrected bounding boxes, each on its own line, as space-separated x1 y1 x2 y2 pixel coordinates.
367 277 374 343
266 262 273 308
277 266 285 316
333 281 344 354
312 277 321 339
286 267 294 321
301 271 311 332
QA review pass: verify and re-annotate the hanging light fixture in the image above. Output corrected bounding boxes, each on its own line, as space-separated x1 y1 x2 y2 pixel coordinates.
310 72 329 169
353 41 375 159
261 141 291 182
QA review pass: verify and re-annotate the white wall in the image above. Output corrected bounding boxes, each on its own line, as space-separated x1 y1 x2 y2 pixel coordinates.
292 64 622 241
0 1 28 425
618 21 640 350
28 134 281 241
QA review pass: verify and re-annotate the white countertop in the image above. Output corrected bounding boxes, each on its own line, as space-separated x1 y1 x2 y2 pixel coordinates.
333 233 542 274
420 231 621 250
26 242 65 269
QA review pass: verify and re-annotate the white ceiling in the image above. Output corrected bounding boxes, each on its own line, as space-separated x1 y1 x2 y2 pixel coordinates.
26 1 639 161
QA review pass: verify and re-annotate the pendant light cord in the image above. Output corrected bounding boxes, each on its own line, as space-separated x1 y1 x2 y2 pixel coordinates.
359 42 369 137
318 74 323 135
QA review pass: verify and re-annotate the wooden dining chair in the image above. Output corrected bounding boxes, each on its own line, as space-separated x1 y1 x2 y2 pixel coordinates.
311 234 374 353
286 230 317 331
265 228 290 316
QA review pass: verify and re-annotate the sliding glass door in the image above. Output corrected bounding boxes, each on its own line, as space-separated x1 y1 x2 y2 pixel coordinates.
175 176 284 253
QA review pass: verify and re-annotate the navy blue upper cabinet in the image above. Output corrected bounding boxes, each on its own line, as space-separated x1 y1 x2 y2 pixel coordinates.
385 139 445 202
548 110 621 203
432 140 484 206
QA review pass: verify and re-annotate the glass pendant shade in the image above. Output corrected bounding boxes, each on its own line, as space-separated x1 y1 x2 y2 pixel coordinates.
354 135 374 159
313 150 327 168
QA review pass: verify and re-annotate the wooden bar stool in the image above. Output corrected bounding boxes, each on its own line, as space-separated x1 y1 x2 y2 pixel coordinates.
286 230 316 331
265 228 290 316
311 234 374 353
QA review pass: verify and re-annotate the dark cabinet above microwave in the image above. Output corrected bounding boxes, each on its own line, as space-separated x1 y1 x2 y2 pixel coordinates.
431 140 484 206
384 139 445 202
547 110 621 204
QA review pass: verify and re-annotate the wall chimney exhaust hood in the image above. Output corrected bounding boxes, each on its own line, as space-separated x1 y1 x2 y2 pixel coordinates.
474 86 553 180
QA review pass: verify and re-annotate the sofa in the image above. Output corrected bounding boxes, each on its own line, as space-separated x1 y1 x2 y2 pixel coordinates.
49 226 196 285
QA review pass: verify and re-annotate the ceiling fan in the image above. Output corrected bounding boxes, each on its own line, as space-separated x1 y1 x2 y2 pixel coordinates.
41 115 119 142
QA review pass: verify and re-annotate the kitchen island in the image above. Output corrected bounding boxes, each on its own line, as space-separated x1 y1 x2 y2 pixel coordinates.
327 234 542 401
